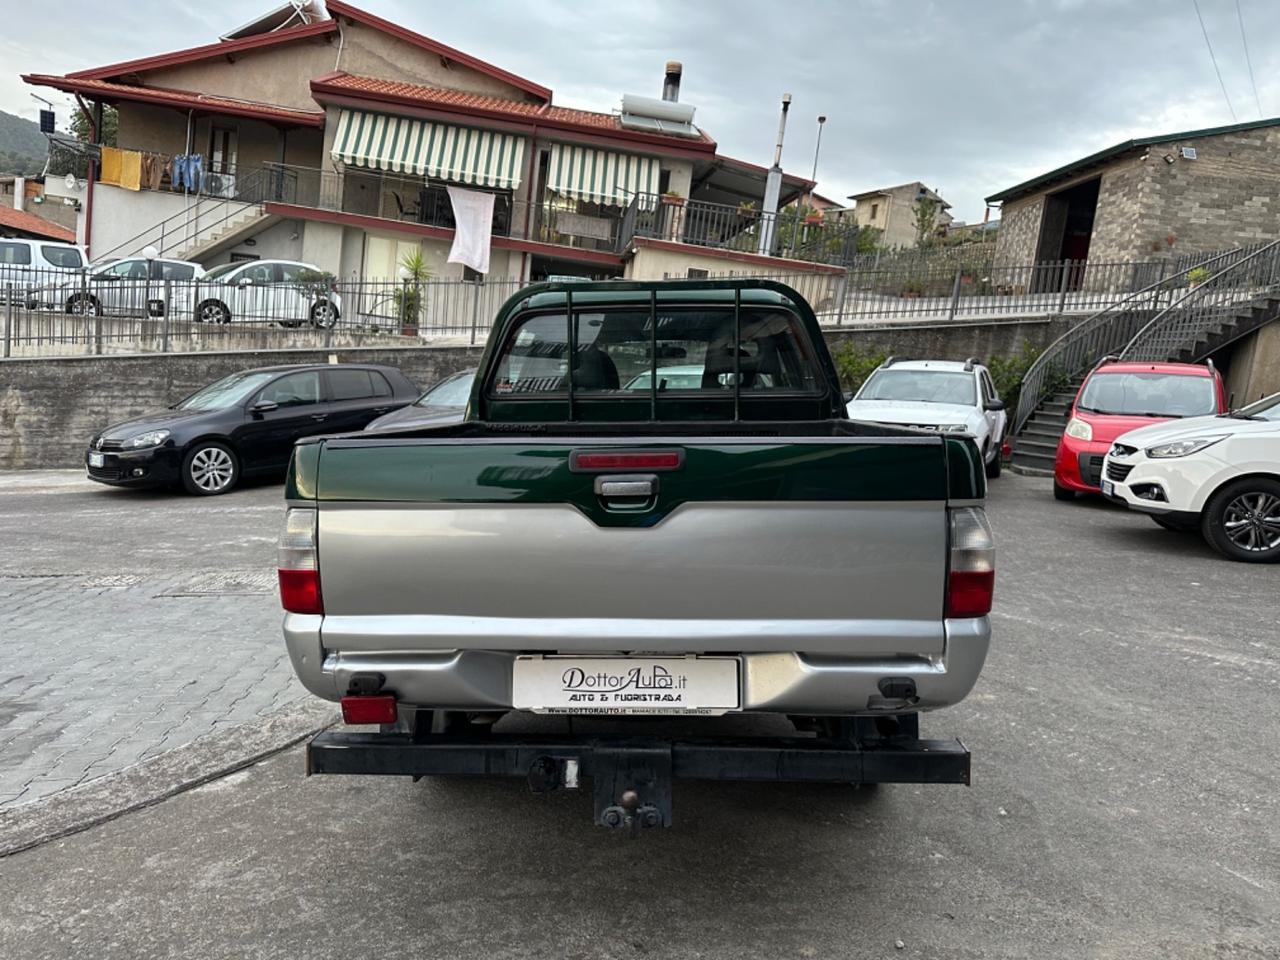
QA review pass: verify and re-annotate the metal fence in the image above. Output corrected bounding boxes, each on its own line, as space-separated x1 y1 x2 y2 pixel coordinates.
0 268 525 358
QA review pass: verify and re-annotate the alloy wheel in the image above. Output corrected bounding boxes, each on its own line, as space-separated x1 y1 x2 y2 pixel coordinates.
311 301 337 328
189 446 235 493
1222 492 1280 553
200 302 230 324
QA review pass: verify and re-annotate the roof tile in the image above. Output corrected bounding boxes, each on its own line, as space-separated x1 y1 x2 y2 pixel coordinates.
0 207 77 243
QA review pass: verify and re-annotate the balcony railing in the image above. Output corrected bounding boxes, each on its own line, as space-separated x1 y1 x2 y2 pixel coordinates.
623 193 862 267
262 163 628 254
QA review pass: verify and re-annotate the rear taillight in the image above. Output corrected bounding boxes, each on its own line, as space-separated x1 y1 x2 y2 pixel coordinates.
946 506 995 618
278 507 323 615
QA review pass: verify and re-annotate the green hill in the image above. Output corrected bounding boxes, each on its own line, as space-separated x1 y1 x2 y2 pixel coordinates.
0 110 48 176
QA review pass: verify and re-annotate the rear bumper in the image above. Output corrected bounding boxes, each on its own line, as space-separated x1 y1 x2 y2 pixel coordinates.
283 615 991 716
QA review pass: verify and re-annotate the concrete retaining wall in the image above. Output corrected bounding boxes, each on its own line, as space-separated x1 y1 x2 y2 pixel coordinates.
0 346 481 470
826 315 1071 361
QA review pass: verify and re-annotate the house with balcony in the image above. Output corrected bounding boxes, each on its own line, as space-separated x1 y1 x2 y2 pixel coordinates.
23 0 856 304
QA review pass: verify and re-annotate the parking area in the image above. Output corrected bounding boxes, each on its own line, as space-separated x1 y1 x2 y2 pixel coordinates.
0 469 1277 957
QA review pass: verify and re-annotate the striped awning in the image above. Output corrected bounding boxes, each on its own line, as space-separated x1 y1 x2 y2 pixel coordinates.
547 143 660 208
331 109 526 189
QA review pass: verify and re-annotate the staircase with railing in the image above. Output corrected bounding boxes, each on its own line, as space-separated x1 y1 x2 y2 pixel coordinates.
92 166 296 264
1120 237 1280 363
1008 245 1257 475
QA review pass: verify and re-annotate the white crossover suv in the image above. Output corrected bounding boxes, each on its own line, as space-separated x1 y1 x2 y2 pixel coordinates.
847 357 1008 478
1102 391 1280 562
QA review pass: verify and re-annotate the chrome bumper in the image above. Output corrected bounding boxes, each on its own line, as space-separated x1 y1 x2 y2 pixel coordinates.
283 615 990 716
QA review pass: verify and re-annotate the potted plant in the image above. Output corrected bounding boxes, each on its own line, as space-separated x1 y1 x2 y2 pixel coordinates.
661 190 686 207
1186 266 1211 289
804 207 824 226
901 279 924 299
395 248 431 336
737 200 759 220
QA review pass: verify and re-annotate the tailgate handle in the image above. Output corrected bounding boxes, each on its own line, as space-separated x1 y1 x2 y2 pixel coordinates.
595 475 657 499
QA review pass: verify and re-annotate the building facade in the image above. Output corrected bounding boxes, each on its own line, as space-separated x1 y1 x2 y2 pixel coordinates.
987 118 1280 266
23 0 852 291
844 182 953 250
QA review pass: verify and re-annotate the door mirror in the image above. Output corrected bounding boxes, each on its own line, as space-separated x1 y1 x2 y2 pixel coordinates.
250 399 279 415
238 276 254 287
984 399 1005 412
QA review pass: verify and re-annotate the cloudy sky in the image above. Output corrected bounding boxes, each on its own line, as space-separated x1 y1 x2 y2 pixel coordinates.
5 0 1280 221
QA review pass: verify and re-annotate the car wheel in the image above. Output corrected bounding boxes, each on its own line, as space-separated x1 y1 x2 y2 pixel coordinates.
1201 478 1280 563
65 294 100 316
1053 481 1075 501
310 300 339 329
197 300 231 324
181 441 239 496
985 444 1002 479
1151 515 1195 533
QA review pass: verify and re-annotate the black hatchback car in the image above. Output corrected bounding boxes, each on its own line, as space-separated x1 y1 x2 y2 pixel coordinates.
86 363 418 495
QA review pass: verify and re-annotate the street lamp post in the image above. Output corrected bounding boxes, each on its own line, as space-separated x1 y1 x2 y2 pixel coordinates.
790 115 827 257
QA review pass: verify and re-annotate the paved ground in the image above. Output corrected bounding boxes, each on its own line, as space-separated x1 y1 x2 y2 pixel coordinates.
1 471 1278 958
0 471 302 806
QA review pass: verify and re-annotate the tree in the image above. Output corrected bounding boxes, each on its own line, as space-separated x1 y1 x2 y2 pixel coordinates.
912 196 940 248
69 105 118 147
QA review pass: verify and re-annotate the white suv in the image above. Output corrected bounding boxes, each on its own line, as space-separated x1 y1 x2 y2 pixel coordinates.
847 358 1008 478
1102 391 1280 562
0 238 87 304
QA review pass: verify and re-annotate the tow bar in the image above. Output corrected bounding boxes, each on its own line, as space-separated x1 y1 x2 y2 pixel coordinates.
306 717 970 829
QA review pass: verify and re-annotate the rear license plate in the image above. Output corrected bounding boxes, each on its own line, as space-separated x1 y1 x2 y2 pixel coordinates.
512 656 740 716
88 452 104 468
1101 479 1114 496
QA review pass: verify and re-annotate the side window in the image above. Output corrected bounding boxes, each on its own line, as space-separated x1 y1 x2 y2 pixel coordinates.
156 261 193 280
41 245 84 269
370 372 393 398
277 263 303 282
0 242 32 265
241 263 275 284
327 369 376 401
98 261 135 278
981 371 998 403
124 260 148 279
487 307 819 396
258 372 320 407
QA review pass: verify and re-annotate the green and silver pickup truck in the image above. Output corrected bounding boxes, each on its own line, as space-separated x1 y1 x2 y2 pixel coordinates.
279 279 994 829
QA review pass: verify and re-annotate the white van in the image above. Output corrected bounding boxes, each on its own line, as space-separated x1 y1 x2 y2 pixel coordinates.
0 238 88 304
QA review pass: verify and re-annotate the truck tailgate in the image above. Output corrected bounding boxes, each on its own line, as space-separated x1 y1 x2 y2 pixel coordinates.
312 435 950 656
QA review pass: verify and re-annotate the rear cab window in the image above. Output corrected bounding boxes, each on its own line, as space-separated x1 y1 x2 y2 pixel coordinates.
488 305 821 398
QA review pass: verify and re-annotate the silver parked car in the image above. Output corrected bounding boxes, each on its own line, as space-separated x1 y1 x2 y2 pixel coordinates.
55 256 205 316
182 259 342 328
364 368 475 432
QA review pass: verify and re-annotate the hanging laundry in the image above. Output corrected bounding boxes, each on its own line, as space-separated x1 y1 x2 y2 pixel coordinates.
119 150 143 191
446 186 494 275
141 154 165 191
98 146 123 187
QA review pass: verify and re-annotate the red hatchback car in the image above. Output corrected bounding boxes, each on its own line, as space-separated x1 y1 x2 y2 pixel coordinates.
1054 359 1227 500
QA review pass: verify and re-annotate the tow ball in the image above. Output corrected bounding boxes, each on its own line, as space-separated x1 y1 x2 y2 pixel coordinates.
525 746 674 830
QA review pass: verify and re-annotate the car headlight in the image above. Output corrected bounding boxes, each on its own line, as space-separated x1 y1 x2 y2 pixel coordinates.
939 424 968 434
1145 435 1226 459
125 429 170 449
1064 417 1093 441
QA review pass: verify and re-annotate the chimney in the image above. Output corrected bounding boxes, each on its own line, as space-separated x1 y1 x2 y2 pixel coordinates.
13 177 24 213
662 61 682 102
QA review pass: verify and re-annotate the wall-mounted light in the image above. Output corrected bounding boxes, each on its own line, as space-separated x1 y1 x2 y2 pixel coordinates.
1162 154 1176 165
243 237 257 247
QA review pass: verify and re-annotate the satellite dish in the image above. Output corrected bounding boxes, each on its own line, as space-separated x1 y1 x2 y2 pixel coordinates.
64 172 76 191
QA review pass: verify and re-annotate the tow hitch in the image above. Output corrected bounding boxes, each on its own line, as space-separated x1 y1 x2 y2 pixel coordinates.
306 717 970 829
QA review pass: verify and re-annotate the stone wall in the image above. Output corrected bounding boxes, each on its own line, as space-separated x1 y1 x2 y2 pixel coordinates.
993 195 1044 264
825 316 1070 365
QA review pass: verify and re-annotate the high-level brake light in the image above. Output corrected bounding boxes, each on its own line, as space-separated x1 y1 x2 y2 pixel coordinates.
570 450 684 472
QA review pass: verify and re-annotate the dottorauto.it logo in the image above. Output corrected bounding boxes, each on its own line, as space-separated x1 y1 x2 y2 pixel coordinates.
561 664 689 693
